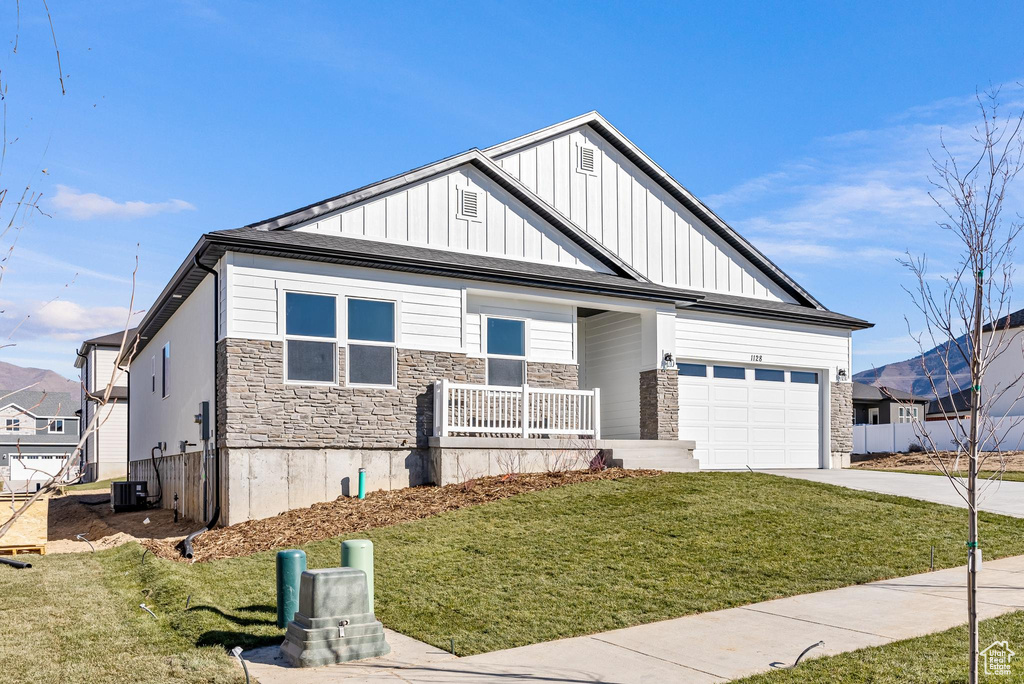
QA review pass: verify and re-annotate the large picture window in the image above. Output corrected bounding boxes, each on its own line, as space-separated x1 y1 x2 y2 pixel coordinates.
347 298 395 387
486 317 525 386
285 292 337 383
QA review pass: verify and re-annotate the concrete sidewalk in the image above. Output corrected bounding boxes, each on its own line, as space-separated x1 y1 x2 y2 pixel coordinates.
765 468 1024 518
243 555 1024 683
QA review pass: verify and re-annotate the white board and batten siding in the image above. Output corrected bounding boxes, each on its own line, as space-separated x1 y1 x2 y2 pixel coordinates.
290 166 612 275
493 125 795 303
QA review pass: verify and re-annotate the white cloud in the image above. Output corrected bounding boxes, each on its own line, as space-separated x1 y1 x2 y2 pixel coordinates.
1 299 145 342
51 185 196 220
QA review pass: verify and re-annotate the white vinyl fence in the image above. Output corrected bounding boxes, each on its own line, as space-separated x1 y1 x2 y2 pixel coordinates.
854 419 1024 454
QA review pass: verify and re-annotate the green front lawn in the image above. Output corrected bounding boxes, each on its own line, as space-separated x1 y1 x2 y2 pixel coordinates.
5 472 1024 682
736 610 1024 683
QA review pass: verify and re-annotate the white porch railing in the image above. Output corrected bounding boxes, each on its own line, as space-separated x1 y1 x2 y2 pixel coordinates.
433 379 601 439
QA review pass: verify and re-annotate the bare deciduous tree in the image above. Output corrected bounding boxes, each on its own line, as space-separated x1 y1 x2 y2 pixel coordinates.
892 88 1024 684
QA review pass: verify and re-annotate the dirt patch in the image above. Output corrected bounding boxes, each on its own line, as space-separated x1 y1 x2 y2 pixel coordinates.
45 489 197 554
851 451 1024 472
145 468 661 563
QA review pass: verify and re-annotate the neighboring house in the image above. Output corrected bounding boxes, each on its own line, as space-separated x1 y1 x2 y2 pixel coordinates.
0 390 79 491
123 112 871 525
852 382 929 425
926 387 971 421
927 306 1024 422
74 330 133 482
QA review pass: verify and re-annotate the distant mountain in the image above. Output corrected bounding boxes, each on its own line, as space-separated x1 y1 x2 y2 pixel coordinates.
853 337 970 399
0 361 77 395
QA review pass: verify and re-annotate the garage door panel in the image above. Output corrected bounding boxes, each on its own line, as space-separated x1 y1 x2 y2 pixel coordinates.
681 385 710 401
715 449 752 465
752 449 786 465
751 387 785 403
752 407 786 423
714 386 749 402
679 364 821 469
714 406 749 422
714 426 749 442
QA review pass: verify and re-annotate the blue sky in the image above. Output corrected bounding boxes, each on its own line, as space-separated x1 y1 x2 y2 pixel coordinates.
2 1 1023 379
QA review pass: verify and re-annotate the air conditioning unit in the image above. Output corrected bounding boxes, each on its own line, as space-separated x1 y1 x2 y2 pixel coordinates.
111 480 149 513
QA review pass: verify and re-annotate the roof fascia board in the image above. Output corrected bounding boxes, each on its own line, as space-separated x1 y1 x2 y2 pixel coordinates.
0 403 42 419
678 300 872 331
484 112 825 310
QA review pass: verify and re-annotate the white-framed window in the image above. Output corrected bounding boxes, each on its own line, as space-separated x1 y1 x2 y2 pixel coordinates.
485 316 526 386
897 405 920 424
161 343 171 398
48 419 65 434
284 292 338 384
5 418 20 433
457 187 482 222
346 298 396 388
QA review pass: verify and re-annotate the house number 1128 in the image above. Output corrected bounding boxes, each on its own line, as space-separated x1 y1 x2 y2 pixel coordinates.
750 354 763 362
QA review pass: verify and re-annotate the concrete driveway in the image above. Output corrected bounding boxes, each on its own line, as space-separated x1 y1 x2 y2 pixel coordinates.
765 468 1024 518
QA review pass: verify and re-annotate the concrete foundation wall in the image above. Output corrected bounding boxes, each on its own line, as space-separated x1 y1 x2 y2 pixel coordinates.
428 436 602 486
220 447 429 525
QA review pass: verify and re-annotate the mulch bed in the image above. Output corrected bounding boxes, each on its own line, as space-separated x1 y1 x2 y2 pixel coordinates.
145 467 660 562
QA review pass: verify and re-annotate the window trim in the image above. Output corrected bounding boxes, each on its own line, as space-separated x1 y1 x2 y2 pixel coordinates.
161 343 170 399
345 296 398 389
483 315 527 386
48 419 65 435
5 418 20 433
283 290 340 386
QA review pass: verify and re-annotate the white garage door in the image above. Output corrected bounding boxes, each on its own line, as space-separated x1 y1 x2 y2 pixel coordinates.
10 453 71 482
678 362 822 469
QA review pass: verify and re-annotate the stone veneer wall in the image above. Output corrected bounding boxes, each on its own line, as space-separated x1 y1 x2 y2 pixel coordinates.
639 368 679 440
526 361 579 389
217 339 487 450
830 381 853 468
212 338 582 523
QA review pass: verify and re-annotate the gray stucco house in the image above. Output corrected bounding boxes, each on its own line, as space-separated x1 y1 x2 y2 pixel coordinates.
0 389 79 491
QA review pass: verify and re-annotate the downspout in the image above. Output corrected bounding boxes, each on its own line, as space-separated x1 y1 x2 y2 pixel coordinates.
183 255 221 559
75 348 92 479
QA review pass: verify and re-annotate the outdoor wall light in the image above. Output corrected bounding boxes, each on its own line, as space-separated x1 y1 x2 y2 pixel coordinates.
838 368 849 381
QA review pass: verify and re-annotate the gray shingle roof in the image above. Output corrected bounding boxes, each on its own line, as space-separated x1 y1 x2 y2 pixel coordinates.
209 228 872 330
927 387 972 415
0 389 76 417
983 307 1024 333
852 381 929 403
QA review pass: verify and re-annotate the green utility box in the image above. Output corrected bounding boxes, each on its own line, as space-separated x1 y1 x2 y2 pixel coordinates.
341 539 375 614
276 549 307 628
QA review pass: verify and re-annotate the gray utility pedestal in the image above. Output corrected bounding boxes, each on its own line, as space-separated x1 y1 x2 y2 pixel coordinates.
280 567 390 667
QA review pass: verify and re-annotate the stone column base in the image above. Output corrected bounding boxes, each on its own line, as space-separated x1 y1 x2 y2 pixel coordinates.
830 451 851 469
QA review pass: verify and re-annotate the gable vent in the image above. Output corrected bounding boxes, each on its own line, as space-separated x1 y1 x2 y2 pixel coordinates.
459 188 481 221
577 145 597 175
